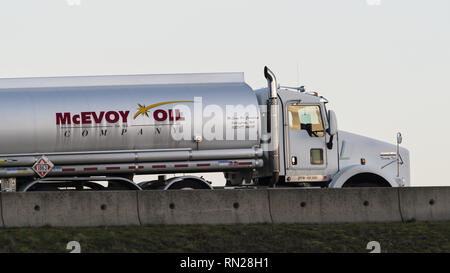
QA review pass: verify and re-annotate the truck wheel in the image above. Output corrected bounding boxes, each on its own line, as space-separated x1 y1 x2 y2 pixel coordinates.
342 173 391 188
343 181 381 187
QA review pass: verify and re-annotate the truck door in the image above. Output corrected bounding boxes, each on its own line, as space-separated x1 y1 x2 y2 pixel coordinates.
285 103 328 181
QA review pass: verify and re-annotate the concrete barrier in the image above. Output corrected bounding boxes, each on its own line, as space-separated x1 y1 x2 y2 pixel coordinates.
268 188 402 224
1 191 140 227
0 187 449 227
399 187 450 222
138 189 272 225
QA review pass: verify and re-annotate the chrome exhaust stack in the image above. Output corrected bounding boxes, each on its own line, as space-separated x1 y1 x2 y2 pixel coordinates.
264 66 280 186
264 66 278 100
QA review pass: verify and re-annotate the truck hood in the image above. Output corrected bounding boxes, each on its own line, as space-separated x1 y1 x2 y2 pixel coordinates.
338 130 410 186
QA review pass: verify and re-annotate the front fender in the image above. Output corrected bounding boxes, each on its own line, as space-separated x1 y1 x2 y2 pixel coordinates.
328 165 397 188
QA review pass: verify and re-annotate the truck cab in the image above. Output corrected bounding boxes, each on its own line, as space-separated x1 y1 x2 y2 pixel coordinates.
253 86 410 188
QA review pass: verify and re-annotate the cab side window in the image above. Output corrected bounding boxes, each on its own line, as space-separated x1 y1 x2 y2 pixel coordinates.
288 105 324 137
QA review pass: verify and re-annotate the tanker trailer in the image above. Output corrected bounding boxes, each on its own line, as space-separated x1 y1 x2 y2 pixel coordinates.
0 67 410 191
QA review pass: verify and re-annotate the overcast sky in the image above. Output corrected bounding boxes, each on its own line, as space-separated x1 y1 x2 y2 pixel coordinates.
1 0 449 186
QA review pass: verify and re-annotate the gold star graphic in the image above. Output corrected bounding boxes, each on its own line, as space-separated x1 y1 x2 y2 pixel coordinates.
133 100 195 119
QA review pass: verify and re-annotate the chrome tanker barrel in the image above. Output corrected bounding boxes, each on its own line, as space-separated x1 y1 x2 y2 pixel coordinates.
0 72 264 179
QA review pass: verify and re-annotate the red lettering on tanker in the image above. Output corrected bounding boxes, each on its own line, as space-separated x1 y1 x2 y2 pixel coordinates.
55 101 192 125
56 111 130 125
55 100 192 141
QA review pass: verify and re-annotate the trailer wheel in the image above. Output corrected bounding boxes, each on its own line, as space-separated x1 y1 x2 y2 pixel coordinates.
165 178 213 190
24 181 106 191
26 184 61 191
138 180 163 190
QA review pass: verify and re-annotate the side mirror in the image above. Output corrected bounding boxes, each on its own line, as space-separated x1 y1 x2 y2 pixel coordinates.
328 110 338 136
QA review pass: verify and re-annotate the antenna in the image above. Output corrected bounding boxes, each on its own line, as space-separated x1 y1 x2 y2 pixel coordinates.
279 62 305 92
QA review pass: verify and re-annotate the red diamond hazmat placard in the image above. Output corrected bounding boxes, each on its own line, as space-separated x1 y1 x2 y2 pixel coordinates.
32 156 54 178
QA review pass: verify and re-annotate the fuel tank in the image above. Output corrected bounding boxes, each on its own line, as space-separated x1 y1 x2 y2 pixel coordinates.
0 72 261 156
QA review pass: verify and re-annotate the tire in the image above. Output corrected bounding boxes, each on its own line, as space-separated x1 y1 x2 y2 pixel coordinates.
343 181 381 188
342 173 391 188
166 179 212 190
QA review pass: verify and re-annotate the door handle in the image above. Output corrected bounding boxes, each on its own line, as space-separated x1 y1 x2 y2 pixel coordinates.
291 156 297 165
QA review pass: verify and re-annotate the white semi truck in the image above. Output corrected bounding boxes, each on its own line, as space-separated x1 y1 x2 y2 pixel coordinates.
0 67 410 191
